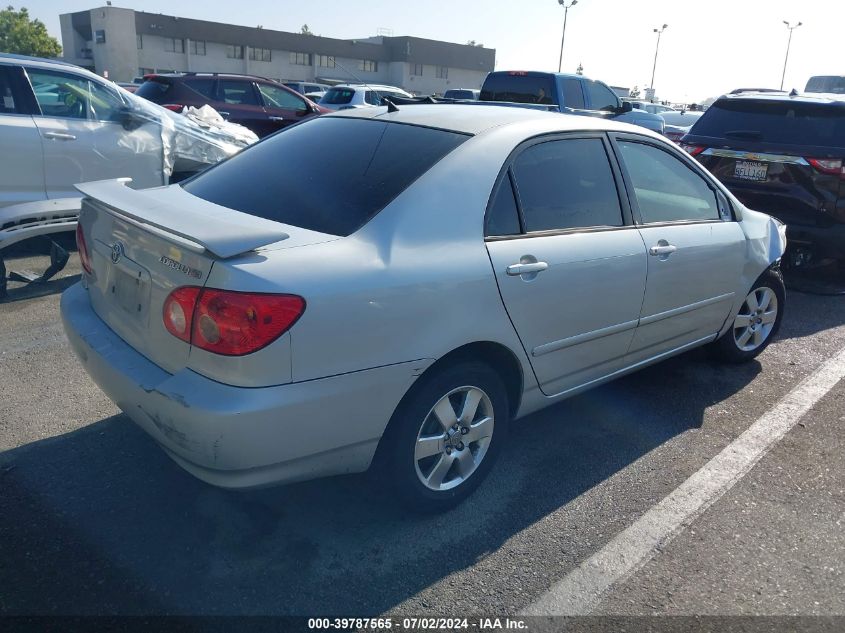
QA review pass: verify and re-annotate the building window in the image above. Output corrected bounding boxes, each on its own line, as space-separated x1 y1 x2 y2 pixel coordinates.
190 40 206 56
165 38 184 53
226 45 245 59
250 47 272 62
136 33 142 49
359 59 378 72
95 30 106 44
316 55 335 68
411 63 423 76
290 51 311 66
437 66 448 79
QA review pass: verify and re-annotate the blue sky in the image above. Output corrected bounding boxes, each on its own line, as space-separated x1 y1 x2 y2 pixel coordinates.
21 0 841 102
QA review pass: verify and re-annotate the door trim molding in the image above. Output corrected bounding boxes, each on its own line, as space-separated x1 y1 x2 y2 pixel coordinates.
639 292 735 327
532 319 639 357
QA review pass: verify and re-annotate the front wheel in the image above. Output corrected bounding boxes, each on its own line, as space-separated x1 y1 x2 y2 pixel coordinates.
711 269 785 363
378 362 509 513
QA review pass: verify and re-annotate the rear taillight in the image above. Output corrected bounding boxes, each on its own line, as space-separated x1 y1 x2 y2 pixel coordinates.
162 287 305 356
680 144 705 157
807 158 845 180
162 104 185 113
75 222 92 274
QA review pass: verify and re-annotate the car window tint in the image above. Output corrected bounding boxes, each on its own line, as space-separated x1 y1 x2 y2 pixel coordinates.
364 91 381 106
183 118 468 236
184 78 215 99
691 98 845 147
480 74 556 105
219 80 259 105
561 78 585 109
258 84 306 110
512 138 623 232
321 88 354 104
485 173 521 236
28 69 123 121
617 141 720 223
586 80 618 111
0 68 18 114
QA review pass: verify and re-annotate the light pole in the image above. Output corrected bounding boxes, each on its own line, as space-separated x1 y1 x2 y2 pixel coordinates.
780 20 802 90
649 24 668 96
557 0 578 73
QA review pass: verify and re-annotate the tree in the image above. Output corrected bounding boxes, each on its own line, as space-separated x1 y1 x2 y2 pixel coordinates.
576 63 584 75
0 6 61 57
466 40 484 47
300 24 314 36
629 85 641 98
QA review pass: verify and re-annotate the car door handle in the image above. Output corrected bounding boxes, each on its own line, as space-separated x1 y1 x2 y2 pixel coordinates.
43 131 76 141
268 116 285 122
506 261 549 276
649 244 677 256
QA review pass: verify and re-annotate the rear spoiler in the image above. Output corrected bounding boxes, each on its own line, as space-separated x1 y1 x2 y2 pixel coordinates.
76 179 289 259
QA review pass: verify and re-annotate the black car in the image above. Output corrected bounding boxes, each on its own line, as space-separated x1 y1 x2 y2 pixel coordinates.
682 92 845 265
135 72 328 138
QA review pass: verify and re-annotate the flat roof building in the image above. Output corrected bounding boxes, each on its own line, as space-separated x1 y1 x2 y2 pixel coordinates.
60 6 496 94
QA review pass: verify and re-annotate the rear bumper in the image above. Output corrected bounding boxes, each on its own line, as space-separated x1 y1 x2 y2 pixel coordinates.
60 282 427 489
785 223 845 259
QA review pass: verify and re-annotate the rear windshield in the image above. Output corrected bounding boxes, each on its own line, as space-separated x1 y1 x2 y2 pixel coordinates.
182 117 469 236
321 88 354 105
480 74 556 105
691 98 845 147
134 79 170 100
805 76 845 94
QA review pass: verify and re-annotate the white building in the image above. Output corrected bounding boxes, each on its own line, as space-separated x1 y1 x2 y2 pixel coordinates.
60 6 495 94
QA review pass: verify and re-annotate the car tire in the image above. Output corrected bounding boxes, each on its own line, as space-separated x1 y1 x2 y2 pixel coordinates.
711 268 785 363
377 361 509 513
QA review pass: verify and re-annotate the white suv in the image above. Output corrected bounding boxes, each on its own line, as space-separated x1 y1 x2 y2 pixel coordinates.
317 84 413 110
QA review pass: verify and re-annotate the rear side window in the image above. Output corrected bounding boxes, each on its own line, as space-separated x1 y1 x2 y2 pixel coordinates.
0 67 19 114
480 74 556 105
511 138 623 232
321 88 354 104
617 141 719 223
184 78 216 99
691 99 845 147
183 118 468 236
220 80 259 105
561 78 585 109
135 79 171 100
485 173 521 236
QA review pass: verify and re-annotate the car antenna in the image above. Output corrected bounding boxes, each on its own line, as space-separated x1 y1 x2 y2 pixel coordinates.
329 56 395 109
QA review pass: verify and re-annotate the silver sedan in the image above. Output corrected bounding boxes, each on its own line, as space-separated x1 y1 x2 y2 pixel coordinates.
61 105 786 512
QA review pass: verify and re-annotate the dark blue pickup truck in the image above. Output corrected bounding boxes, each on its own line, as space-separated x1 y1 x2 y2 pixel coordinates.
480 71 665 133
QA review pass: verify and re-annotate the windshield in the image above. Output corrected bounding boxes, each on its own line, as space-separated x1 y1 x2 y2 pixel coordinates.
320 88 355 105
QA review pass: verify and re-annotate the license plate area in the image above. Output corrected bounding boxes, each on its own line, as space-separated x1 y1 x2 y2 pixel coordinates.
107 259 151 323
734 160 768 181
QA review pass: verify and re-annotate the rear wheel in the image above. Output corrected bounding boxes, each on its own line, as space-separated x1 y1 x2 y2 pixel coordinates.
711 269 784 363
379 362 509 513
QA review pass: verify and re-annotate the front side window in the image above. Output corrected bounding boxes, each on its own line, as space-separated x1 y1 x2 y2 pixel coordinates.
586 80 618 112
219 79 258 105
259 84 306 110
617 140 720 223
561 78 585 109
28 69 124 122
183 118 468 236
511 138 623 232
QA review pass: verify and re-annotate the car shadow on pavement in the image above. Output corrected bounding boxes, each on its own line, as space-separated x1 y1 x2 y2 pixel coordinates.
0 349 762 616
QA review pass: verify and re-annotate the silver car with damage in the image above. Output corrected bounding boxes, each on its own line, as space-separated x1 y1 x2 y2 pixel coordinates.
62 105 787 511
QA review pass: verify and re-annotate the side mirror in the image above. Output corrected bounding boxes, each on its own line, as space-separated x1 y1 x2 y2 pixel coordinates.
117 106 145 131
619 101 634 113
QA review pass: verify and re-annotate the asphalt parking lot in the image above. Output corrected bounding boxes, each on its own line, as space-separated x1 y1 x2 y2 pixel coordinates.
1 240 844 627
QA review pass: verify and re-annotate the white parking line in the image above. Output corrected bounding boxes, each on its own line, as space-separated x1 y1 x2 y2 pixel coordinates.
522 345 845 616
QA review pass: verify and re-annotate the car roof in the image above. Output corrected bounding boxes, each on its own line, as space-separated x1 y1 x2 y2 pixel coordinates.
329 84 408 92
0 53 79 69
330 103 657 137
718 91 845 107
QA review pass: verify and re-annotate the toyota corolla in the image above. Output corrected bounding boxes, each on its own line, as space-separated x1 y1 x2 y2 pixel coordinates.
62 105 786 512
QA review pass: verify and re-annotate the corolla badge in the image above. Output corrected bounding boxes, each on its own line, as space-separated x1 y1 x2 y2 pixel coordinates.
111 241 125 264
159 255 203 279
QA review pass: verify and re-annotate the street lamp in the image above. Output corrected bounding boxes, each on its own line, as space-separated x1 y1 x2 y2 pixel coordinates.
557 0 578 73
649 24 668 95
780 20 802 90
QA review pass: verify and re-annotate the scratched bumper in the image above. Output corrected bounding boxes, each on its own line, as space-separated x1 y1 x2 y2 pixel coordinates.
60 282 424 489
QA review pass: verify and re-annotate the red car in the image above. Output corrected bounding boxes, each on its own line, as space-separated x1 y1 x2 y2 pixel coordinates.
135 72 329 137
